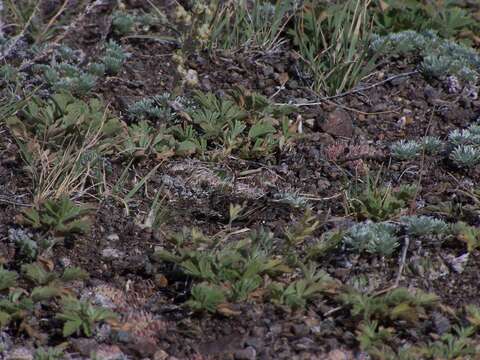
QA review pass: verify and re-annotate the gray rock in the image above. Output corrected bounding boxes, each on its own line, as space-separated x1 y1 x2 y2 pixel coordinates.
101 247 125 260
6 347 33 360
235 347 256 360
432 311 451 335
106 233 120 242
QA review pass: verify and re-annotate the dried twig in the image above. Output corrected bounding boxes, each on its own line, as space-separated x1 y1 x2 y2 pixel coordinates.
275 70 420 107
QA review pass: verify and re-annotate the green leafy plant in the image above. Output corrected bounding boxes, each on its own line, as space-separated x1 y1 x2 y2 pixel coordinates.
0 267 18 291
127 94 173 121
284 208 320 247
153 226 290 307
185 283 226 313
357 320 393 354
340 287 438 323
347 175 416 221
423 326 476 359
34 345 66 360
269 263 338 309
0 263 89 332
452 221 480 252
57 297 117 337
18 197 92 235
371 0 477 41
7 92 123 148
181 88 295 160
112 11 135 36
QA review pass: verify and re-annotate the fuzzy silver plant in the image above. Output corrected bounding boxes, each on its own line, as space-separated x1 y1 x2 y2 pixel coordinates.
450 145 480 167
448 129 480 146
401 216 448 237
390 140 421 160
343 222 399 257
421 136 443 155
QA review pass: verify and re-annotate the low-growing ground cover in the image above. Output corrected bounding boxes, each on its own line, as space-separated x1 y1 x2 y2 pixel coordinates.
0 0 480 359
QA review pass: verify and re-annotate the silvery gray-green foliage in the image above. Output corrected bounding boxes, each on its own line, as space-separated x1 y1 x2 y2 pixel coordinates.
9 228 37 261
343 222 399 256
421 136 443 155
102 40 128 75
370 30 480 84
401 216 448 237
32 46 97 96
390 140 421 160
273 191 307 208
448 129 480 146
128 94 173 120
112 11 135 36
450 145 480 167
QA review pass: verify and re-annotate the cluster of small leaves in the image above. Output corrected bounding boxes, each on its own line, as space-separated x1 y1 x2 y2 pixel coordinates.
268 262 338 309
0 262 110 339
6 92 123 149
390 140 422 161
348 177 417 222
452 221 480 252
370 30 479 84
112 10 159 36
127 94 173 121
153 227 289 312
112 11 136 36
389 124 480 168
448 124 480 168
341 287 439 323
123 88 296 161
421 136 443 155
400 215 448 237
32 46 97 96
390 136 445 161
57 296 117 337
371 0 477 40
343 222 399 257
153 221 338 312
338 287 474 358
16 197 92 236
102 40 128 75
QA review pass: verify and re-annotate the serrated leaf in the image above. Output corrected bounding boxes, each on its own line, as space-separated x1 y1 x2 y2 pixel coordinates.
62 319 81 337
0 268 18 291
61 267 89 282
31 286 62 302
248 121 276 139
0 311 11 328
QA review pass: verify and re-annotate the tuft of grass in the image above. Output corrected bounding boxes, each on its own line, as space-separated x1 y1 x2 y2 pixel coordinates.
291 0 376 95
209 0 293 51
347 174 416 222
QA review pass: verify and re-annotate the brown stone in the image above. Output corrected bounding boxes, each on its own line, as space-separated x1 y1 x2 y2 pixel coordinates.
319 109 354 138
